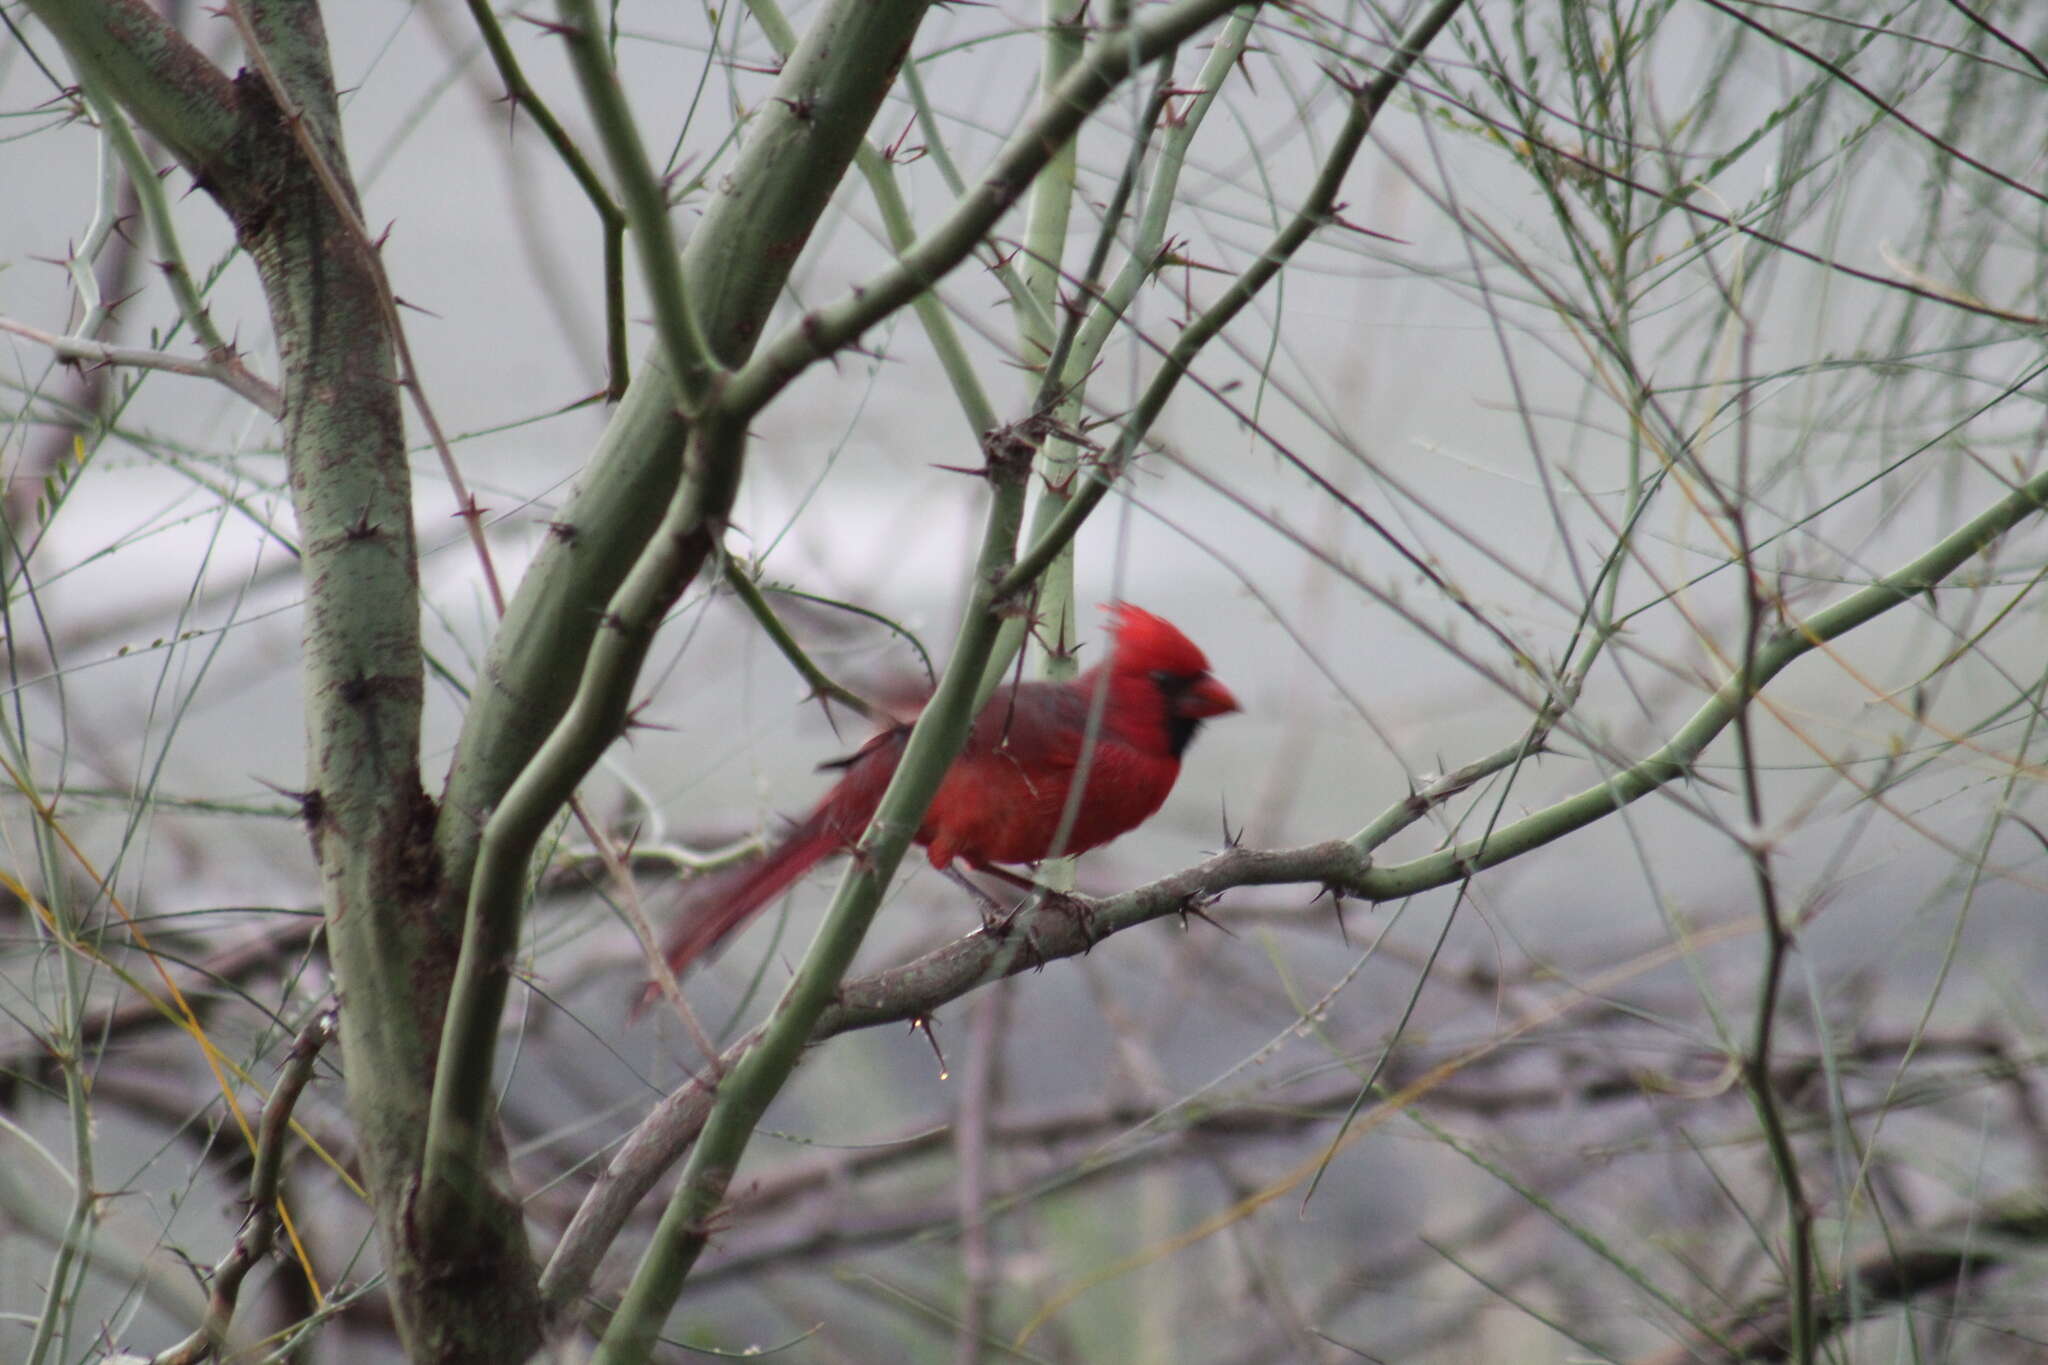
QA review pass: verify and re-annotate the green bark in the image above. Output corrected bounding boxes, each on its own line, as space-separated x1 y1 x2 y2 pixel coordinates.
23 2 542 1358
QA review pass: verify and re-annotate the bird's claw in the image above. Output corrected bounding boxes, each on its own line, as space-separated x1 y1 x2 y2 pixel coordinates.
1051 889 1101 950
978 888 1096 967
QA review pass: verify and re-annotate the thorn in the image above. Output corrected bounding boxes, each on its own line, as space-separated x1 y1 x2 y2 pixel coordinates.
659 155 703 196
691 1204 737 1243
254 775 324 827
1154 246 1233 275
33 85 85 118
497 87 523 141
1329 212 1408 245
1176 891 1233 937
1319 61 1370 100
1055 889 1101 950
908 1013 948 1080
802 687 853 744
515 14 579 39
882 113 923 164
1233 45 1261 96
621 698 675 736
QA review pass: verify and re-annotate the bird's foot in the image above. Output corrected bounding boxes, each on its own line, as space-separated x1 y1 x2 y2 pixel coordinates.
1047 888 1101 950
941 865 1012 932
990 888 1099 968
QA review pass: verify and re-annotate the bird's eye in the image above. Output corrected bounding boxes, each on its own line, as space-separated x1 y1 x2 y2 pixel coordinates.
1149 669 1179 691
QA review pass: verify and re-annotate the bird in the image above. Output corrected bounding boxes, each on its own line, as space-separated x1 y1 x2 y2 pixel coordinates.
647 602 1239 990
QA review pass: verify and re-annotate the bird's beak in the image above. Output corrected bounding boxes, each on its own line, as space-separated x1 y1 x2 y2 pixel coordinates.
1177 675 1241 719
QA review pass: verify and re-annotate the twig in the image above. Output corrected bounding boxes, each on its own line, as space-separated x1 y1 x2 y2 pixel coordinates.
1723 323 1816 1363
152 1006 335 1365
720 0 1263 421
460 0 630 398
1631 1193 2048 1365
720 550 889 724
0 316 281 417
87 76 234 361
551 0 717 411
0 915 322 1079
569 798 723 1072
951 984 1005 1365
995 0 1475 604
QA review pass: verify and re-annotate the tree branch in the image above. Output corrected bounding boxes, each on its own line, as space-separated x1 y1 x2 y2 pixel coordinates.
21 0 238 173
151 1007 334 1365
0 315 281 416
551 0 716 409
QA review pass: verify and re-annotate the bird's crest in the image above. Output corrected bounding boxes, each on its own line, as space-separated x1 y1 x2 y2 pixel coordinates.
1103 601 1215 677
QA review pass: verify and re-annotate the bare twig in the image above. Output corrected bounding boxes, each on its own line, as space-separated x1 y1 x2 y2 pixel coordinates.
0 316 281 417
152 1006 335 1365
951 983 1006 1364
1632 1194 2048 1365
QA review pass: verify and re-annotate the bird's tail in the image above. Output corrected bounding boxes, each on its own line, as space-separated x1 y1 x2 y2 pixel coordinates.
636 725 905 1017
635 781 878 1014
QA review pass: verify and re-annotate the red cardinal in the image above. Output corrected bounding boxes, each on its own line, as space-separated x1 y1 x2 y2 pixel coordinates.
651 602 1239 985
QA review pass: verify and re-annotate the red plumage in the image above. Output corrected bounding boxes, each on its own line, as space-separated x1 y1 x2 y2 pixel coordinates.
648 603 1239 988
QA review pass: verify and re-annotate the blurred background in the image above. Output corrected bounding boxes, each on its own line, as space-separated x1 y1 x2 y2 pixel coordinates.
4 1 2048 1360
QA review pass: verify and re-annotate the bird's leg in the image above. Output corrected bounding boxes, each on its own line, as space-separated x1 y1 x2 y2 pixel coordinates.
942 863 1054 939
939 864 1018 937
970 862 1043 896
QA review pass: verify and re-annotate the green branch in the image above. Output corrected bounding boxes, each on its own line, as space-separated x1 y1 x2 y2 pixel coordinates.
553 0 716 409
86 80 233 362
423 4 942 1245
421 418 745 1234
719 549 888 724
462 0 631 397
432 0 936 905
